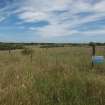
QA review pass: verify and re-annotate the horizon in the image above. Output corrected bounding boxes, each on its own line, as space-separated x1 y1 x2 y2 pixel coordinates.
0 41 105 44
0 0 105 43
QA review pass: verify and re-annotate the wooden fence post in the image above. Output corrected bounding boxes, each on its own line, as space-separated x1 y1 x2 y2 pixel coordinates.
92 44 96 68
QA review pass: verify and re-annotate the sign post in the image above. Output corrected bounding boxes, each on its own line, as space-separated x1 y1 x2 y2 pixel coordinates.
91 44 105 68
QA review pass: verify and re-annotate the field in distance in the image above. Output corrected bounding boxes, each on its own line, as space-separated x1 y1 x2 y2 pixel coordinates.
0 45 105 105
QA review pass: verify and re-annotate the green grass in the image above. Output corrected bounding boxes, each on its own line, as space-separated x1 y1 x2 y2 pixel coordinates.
0 46 105 105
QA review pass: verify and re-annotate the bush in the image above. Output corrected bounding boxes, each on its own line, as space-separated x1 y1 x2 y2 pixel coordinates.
21 48 34 62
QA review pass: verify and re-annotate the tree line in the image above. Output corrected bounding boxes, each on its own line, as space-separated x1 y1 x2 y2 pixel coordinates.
0 42 105 50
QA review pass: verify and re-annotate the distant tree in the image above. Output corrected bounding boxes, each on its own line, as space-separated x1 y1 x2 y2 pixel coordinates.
89 42 96 46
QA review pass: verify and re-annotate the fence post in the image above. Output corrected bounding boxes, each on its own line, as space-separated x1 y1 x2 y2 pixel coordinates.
92 44 96 68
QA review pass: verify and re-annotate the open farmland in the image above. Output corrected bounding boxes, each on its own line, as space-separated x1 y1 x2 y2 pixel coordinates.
0 45 105 105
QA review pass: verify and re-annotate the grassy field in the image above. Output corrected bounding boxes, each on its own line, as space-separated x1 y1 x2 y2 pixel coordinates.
0 46 105 105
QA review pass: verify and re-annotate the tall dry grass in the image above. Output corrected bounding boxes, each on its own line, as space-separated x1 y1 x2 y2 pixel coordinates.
0 46 105 105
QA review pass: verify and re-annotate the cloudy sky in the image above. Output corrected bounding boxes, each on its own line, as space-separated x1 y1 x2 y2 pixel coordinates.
0 0 105 43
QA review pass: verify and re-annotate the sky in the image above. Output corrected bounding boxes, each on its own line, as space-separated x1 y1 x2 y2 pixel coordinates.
0 0 105 43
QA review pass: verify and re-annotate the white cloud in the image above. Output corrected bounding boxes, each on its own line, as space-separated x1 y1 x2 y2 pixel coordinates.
36 24 105 38
35 22 79 37
23 0 72 11
29 27 37 31
10 0 105 37
0 17 6 22
18 11 48 22
77 28 105 36
36 24 70 37
94 0 105 12
87 30 105 36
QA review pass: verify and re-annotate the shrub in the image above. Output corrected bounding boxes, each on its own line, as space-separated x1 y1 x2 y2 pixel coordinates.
21 48 34 62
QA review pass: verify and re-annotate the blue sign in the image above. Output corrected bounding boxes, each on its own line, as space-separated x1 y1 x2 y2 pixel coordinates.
92 56 105 64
